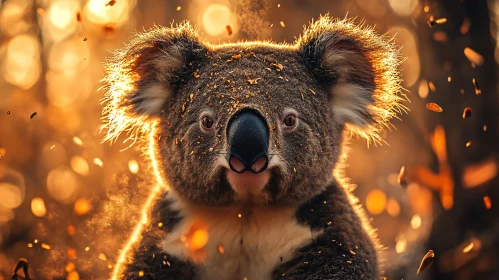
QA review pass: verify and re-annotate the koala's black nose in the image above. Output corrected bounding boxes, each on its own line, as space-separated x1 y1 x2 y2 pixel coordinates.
226 109 269 174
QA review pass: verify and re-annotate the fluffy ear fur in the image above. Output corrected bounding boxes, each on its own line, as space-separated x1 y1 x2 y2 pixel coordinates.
298 16 405 143
102 22 206 143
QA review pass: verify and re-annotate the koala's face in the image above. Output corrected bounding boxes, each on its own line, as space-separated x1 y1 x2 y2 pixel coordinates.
103 17 403 207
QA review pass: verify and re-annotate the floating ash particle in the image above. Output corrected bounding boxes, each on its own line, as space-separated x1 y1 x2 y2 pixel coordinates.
73 136 83 146
417 250 435 274
464 48 484 66
29 112 37 119
462 242 474 253
280 21 285 27
426 103 443 112
428 81 436 92
106 0 117 7
473 78 481 95
176 6 181 11
483 196 492 209
85 247 90 251
462 107 472 119
226 25 233 36
397 166 407 187
76 12 81 22
83 38 87 42
461 18 470 34
99 253 107 261
7 111 10 115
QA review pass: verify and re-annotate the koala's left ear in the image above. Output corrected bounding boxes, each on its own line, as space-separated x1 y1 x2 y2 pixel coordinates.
102 22 207 143
297 16 405 141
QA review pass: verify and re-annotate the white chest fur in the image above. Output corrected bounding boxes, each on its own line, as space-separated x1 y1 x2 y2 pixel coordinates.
161 198 319 280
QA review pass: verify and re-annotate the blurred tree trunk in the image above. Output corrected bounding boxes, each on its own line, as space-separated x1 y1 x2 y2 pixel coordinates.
418 0 499 279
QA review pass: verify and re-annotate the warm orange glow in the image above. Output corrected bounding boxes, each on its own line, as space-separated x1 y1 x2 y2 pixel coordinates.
411 214 422 229
189 229 209 250
463 158 498 188
462 242 474 253
74 198 92 216
85 0 131 27
3 34 41 89
47 166 79 203
464 47 484 66
70 156 90 176
418 79 429 98
128 160 140 174
31 197 47 217
386 199 401 217
366 189 387 215
395 238 407 254
111 123 167 279
483 196 492 209
202 4 233 36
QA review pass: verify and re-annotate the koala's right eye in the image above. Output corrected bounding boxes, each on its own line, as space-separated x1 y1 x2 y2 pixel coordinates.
201 116 214 129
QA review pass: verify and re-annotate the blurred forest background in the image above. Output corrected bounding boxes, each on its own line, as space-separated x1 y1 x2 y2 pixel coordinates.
0 0 498 279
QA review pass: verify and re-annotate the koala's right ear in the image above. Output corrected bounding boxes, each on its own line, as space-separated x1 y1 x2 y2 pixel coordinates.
102 22 207 142
105 23 207 117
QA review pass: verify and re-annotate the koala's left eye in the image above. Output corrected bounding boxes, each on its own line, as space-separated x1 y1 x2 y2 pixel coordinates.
284 114 297 127
201 116 214 129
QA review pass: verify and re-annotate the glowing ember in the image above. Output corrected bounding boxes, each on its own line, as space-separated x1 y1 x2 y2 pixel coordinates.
189 229 209 250
73 136 83 146
483 196 492 209
41 243 51 250
426 102 443 112
65 262 76 272
464 47 484 66
397 165 407 187
31 197 47 217
418 79 429 98
366 189 387 215
70 156 90 176
138 271 144 277
67 271 80 280
460 18 471 34
417 250 435 274
428 81 436 92
74 198 92 215
176 6 181 11
473 78 481 95
85 246 90 251
99 253 107 261
238 213 242 218
465 141 472 147
226 25 233 36
280 21 286 27
218 244 225 254
93 157 104 166
128 160 139 174
68 225 76 236
462 107 472 119
462 242 474 253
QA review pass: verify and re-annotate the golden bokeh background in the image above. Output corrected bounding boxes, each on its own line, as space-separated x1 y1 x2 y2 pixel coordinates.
0 0 498 279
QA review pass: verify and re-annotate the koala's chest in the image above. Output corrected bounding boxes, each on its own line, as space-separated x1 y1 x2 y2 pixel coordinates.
161 204 317 280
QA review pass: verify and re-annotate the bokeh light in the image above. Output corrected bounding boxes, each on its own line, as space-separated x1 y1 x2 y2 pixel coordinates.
46 0 79 41
31 197 47 217
46 166 79 203
85 0 132 27
388 0 419 17
366 189 387 215
202 4 233 36
2 34 41 89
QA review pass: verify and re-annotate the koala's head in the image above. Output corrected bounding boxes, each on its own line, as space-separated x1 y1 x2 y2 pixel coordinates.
103 16 404 207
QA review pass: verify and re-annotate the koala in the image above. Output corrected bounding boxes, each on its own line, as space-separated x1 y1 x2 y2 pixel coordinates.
102 15 404 280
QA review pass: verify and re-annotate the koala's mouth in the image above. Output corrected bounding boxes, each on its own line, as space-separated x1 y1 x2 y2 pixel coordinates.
225 168 272 202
